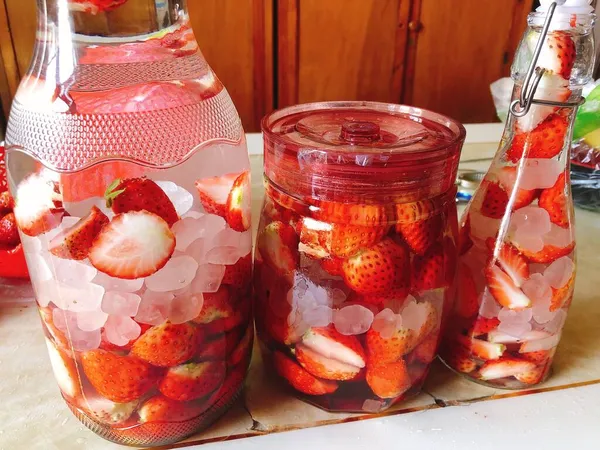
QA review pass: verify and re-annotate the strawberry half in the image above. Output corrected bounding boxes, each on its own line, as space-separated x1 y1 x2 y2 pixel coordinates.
257 221 299 281
222 253 252 289
226 171 251 232
0 212 20 248
480 182 509 219
550 274 574 311
139 395 209 423
301 327 366 368
456 335 505 361
342 239 397 295
81 350 160 403
486 239 530 288
194 173 240 218
520 242 575 264
89 211 175 279
485 265 531 310
539 172 569 228
469 317 500 337
14 174 64 237
411 243 445 292
159 361 226 401
479 357 537 381
455 262 479 318
273 351 339 395
366 360 411 399
296 344 361 381
106 178 179 227
131 322 198 367
506 114 568 162
49 206 109 260
538 31 576 79
45 339 82 400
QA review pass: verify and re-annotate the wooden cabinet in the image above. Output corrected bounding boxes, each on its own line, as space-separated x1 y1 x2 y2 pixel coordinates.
0 0 533 132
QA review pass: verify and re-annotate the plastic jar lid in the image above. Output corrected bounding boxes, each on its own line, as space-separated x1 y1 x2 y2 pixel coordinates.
262 101 466 203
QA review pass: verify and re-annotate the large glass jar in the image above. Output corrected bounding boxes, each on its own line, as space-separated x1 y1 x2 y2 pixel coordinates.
5 0 253 446
255 102 465 413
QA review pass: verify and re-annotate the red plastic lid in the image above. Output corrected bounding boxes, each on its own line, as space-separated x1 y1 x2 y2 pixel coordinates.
262 101 466 202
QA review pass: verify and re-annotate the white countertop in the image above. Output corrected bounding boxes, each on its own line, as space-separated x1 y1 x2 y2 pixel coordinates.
2 124 600 450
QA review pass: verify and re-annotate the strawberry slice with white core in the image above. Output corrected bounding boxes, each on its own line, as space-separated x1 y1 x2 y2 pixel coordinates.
301 327 366 368
488 329 549 344
45 338 81 399
519 333 561 353
295 344 361 381
456 335 505 361
89 211 175 279
83 392 139 425
479 357 536 380
487 239 530 287
485 265 532 310
517 74 571 132
226 171 251 232
49 206 109 260
537 31 576 80
256 221 298 280
194 173 239 218
14 174 64 237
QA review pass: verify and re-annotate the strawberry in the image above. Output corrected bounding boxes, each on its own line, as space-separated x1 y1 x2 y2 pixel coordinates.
193 286 242 334
411 243 445 292
0 191 15 216
131 322 198 367
222 253 252 288
456 335 505 361
14 174 64 237
485 265 531 310
0 243 28 278
515 365 547 385
442 344 477 373
455 262 479 318
301 327 366 368
196 330 239 361
82 393 139 425
105 178 179 227
272 351 339 395
359 287 409 307
459 216 473 256
159 361 226 401
469 317 500 337
0 213 20 247
495 166 539 210
44 339 81 399
89 211 175 279
194 173 240 218
520 242 575 264
226 171 251 232
139 395 209 423
49 206 109 260
320 257 344 276
539 172 569 228
396 211 442 256
409 332 438 364
550 274 574 311
68 0 128 14
342 239 398 294
296 344 361 381
229 323 253 367
506 114 568 163
81 350 160 402
366 326 415 364
366 360 411 399
519 350 551 364
257 221 299 280
480 182 509 219
486 239 529 287
312 201 388 227
538 31 576 79
408 300 439 345
478 357 536 380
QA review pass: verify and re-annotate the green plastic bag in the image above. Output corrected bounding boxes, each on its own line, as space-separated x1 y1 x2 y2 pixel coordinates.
574 84 600 147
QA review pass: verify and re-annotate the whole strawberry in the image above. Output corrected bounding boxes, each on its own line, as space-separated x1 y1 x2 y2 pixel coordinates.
131 322 198 367
159 361 226 401
106 178 179 227
0 213 20 248
342 239 399 295
81 350 160 403
411 243 446 292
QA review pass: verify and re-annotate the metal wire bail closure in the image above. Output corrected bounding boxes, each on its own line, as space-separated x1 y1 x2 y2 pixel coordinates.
509 1 586 118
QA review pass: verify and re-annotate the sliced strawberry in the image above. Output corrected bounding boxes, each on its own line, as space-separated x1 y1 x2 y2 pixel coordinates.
485 265 531 310
507 114 568 162
479 357 536 380
538 31 576 79
81 349 160 402
49 206 109 260
456 334 505 361
409 332 438 364
0 191 15 216
312 201 388 226
0 212 20 247
14 174 64 237
301 327 366 368
486 239 529 287
411 243 445 292
480 182 509 219
257 221 299 280
442 343 477 374
159 361 226 401
539 172 569 228
455 262 479 318
396 208 442 256
194 173 239 218
519 350 551 364
273 351 339 395
366 326 415 364
139 395 209 423
193 286 242 334
45 338 82 399
342 239 398 295
550 274 574 311
106 178 179 227
226 171 251 232
469 317 500 337
131 322 198 367
222 253 252 288
515 365 547 385
89 211 175 279
495 166 539 210
366 360 411 399
296 344 361 381
520 242 575 264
